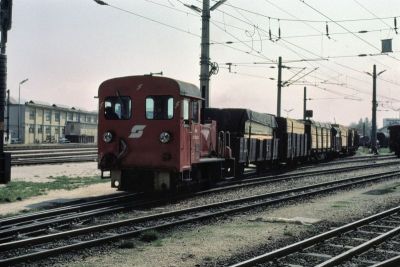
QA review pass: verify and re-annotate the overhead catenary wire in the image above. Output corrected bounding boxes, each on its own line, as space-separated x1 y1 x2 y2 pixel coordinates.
299 0 400 64
210 0 399 24
211 0 400 96
100 0 400 106
352 0 394 31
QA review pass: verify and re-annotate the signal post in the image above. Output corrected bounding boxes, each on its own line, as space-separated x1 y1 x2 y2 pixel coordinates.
0 0 12 183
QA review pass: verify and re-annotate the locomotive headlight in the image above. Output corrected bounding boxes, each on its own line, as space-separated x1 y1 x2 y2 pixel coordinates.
159 132 171 144
103 131 113 143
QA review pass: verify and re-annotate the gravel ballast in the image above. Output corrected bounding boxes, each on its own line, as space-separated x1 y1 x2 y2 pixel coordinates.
54 180 400 267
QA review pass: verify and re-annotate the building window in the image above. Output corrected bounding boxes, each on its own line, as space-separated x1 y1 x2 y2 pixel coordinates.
29 124 34 133
62 127 65 135
45 126 51 134
55 112 60 122
29 109 35 120
55 127 60 134
45 111 51 121
68 112 73 121
38 125 43 134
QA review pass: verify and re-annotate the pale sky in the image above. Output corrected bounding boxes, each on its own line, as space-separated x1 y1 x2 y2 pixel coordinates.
6 0 400 127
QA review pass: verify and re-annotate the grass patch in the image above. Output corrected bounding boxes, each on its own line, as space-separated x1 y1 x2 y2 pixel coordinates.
331 200 351 208
283 230 294 237
118 240 135 249
139 230 160 243
364 189 395 195
0 176 107 203
364 183 400 195
356 147 393 155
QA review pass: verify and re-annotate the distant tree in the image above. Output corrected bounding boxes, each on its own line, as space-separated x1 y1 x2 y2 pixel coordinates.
349 118 371 137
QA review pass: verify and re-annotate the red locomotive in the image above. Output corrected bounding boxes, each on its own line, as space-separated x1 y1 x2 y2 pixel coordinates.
98 75 224 191
98 75 359 192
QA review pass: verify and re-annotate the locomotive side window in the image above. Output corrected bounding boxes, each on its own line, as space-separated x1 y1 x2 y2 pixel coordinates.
183 99 189 124
104 96 131 120
192 100 199 123
146 96 174 120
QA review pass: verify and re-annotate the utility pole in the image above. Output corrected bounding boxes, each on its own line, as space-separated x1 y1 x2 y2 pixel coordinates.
303 86 307 120
363 122 366 137
6 88 9 142
0 0 12 183
371 65 377 153
277 56 282 117
200 0 210 109
367 64 386 154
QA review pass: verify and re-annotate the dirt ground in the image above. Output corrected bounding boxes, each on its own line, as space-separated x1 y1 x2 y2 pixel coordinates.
11 162 101 183
65 179 400 267
0 162 116 216
3 162 400 266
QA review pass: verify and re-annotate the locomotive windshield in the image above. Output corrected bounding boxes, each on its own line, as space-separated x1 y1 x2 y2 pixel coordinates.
146 96 174 120
104 96 131 120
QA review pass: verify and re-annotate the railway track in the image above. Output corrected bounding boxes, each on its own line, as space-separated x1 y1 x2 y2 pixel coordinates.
1 159 399 242
7 147 97 165
5 144 394 167
230 206 400 267
0 168 399 265
297 154 396 171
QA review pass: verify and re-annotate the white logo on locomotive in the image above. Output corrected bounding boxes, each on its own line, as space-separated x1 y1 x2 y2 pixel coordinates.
129 125 147 138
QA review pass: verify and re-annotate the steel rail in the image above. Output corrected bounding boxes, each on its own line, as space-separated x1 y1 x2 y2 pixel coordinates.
297 155 395 170
0 171 399 265
11 155 97 166
371 254 400 267
11 151 97 159
2 161 399 240
0 192 137 227
316 226 400 267
0 196 169 240
230 207 400 267
220 160 400 188
10 148 97 154
1 162 399 242
9 147 97 165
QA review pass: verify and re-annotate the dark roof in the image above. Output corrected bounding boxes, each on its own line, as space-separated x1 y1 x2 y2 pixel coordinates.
204 108 277 135
175 79 202 99
100 75 201 99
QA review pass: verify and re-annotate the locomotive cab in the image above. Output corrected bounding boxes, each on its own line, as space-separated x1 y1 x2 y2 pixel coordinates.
98 76 217 191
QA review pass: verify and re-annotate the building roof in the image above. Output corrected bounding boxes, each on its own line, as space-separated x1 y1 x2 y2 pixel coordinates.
24 100 97 115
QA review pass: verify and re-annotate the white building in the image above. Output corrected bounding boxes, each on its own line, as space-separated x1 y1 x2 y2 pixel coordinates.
6 99 98 144
383 118 400 128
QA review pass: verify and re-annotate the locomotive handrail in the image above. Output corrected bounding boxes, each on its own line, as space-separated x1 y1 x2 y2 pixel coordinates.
226 131 231 148
218 131 225 157
116 139 128 160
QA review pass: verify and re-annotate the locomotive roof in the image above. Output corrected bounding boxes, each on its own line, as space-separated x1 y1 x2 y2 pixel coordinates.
99 75 202 99
175 79 202 99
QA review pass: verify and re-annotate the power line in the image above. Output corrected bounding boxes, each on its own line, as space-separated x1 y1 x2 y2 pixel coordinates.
208 3 383 98
212 0 399 24
209 27 392 43
99 1 277 63
300 0 400 64
100 2 201 38
352 0 394 31
134 1 400 100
